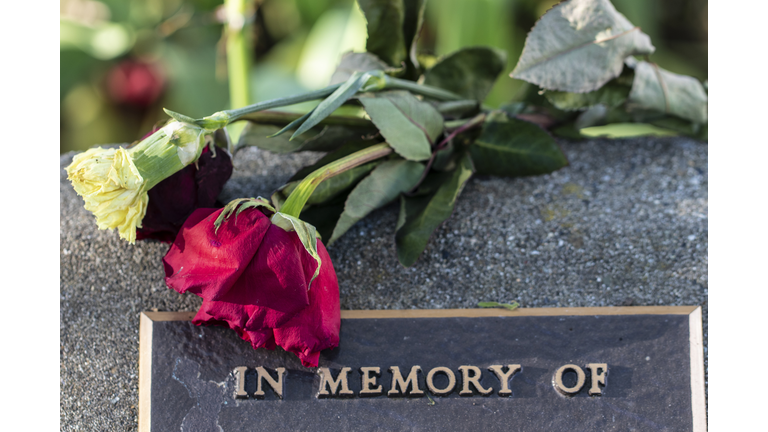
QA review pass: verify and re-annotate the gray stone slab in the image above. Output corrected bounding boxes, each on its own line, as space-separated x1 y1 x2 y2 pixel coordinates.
142 308 703 431
60 136 707 430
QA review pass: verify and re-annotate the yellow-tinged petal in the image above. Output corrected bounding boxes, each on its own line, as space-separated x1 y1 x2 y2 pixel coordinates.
66 146 148 244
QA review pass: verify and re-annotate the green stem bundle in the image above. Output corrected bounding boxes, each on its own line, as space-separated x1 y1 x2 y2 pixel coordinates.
279 143 394 218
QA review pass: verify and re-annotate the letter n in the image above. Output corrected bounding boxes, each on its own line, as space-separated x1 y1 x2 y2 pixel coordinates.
253 367 286 399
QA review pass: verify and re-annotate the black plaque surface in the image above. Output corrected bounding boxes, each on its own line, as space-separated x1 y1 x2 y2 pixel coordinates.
139 307 705 431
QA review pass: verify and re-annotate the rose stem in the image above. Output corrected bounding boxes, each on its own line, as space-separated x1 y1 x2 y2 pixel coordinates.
406 113 486 195
279 143 393 218
237 110 374 129
223 84 343 122
224 0 252 141
383 76 464 101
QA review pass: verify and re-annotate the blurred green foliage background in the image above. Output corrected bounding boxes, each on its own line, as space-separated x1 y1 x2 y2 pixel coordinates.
60 0 707 153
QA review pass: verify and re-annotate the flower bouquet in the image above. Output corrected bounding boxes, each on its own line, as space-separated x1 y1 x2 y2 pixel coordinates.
66 0 707 368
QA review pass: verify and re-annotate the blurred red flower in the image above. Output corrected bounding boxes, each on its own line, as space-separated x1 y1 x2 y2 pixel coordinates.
163 205 340 367
106 59 165 108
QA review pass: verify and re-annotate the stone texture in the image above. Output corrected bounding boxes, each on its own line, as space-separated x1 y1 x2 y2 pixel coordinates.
60 136 707 430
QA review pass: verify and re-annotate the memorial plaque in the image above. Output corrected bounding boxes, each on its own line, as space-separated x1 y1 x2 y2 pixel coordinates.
139 306 705 431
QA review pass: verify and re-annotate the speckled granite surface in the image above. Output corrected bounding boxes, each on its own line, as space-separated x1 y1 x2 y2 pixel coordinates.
60 136 707 430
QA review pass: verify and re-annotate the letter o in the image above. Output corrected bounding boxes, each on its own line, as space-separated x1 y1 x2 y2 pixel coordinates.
426 367 456 396
553 364 585 396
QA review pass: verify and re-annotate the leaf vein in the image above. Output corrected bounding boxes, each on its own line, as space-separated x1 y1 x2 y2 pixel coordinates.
517 26 640 74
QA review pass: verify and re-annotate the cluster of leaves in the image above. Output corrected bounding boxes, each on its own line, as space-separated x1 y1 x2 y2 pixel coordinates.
510 0 708 140
234 0 707 267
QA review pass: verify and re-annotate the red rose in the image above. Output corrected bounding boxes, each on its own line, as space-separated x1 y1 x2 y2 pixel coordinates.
136 147 233 243
162 205 340 367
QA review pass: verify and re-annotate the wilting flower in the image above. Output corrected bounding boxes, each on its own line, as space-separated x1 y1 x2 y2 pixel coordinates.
66 121 211 243
136 146 233 243
163 199 340 367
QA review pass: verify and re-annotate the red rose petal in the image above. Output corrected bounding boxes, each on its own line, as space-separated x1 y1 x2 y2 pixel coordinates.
273 240 340 367
164 205 341 367
164 207 270 300
193 300 277 350
218 224 311 327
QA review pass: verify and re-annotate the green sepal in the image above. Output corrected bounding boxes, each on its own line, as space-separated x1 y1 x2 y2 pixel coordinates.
163 108 198 125
213 197 276 234
195 111 232 130
271 212 322 290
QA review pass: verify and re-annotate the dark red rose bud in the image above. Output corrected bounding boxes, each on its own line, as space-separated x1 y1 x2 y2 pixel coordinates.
136 147 233 243
163 206 340 367
106 59 165 108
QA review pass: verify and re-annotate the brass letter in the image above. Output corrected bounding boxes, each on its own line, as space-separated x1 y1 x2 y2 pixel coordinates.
553 364 585 396
388 366 424 397
254 366 285 399
488 365 522 396
458 366 493 396
233 366 248 399
425 367 456 396
359 367 383 396
586 363 608 396
317 367 354 398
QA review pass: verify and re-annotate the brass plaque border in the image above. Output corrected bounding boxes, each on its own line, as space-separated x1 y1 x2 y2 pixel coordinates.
139 306 706 432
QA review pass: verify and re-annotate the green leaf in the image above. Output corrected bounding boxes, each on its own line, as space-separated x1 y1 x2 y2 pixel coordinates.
550 123 587 140
268 110 314 138
395 153 474 267
271 212 322 288
358 91 443 161
423 47 507 102
544 80 630 111
402 0 427 75
650 116 707 141
329 160 425 244
357 0 407 66
477 301 519 311
470 110 568 177
292 72 369 139
301 126 375 153
628 61 708 124
579 123 677 138
236 123 312 154
237 122 371 154
330 51 393 85
574 104 608 129
432 140 456 172
510 0 655 92
276 162 379 208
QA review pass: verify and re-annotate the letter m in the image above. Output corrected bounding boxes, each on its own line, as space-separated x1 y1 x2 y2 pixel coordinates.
317 367 353 398
388 366 424 396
